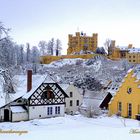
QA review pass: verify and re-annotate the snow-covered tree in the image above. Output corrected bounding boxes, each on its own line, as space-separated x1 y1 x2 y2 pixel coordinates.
26 43 31 63
55 39 62 56
31 46 40 73
38 40 47 56
47 38 55 55
104 39 112 55
0 22 9 41
95 47 106 55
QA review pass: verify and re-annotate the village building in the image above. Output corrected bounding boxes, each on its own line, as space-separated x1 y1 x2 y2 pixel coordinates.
100 82 121 109
0 70 68 122
108 69 140 119
60 84 83 115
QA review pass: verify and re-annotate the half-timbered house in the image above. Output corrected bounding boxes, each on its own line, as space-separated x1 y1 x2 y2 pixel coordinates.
0 70 68 122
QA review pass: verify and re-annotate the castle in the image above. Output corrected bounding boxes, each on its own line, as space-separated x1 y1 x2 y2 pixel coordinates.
40 32 140 64
67 32 98 55
40 32 98 64
108 40 140 63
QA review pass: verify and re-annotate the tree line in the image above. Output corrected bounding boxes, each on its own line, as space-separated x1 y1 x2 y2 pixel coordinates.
0 22 62 70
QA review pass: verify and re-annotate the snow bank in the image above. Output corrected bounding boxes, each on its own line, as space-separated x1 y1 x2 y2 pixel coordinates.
0 115 140 140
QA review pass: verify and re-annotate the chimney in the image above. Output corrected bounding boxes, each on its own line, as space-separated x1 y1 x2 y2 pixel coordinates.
27 70 32 92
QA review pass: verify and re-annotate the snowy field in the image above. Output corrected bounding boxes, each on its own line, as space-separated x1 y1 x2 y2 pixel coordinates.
0 115 140 140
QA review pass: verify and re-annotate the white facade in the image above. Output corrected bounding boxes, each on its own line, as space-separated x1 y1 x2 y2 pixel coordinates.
12 112 28 122
29 105 65 120
64 84 83 114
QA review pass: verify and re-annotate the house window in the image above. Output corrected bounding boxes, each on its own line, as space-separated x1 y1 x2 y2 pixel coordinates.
133 55 135 58
70 92 73 97
128 103 132 118
47 107 53 115
70 100 73 106
129 56 131 58
76 100 79 106
133 60 135 62
118 102 122 112
17 100 22 103
55 106 60 114
129 60 131 62
41 86 54 100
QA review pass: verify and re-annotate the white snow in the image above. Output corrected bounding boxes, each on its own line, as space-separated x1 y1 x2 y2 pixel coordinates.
84 60 101 72
127 68 133 73
46 58 85 68
0 115 140 140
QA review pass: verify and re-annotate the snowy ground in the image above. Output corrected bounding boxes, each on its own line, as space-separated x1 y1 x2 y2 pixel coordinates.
0 115 140 140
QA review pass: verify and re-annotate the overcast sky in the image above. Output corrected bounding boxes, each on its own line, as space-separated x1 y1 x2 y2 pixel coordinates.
0 0 140 54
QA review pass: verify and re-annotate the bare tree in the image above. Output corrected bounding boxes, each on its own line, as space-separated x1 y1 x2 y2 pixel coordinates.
104 39 112 56
55 39 62 56
38 40 47 56
26 43 31 63
0 22 10 41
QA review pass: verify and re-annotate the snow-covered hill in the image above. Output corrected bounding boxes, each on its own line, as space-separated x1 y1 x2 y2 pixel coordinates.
41 56 132 91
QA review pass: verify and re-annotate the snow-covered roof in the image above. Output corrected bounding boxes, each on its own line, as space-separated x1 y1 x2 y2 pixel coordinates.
23 74 56 99
59 84 69 91
128 48 140 53
119 46 128 51
10 106 27 113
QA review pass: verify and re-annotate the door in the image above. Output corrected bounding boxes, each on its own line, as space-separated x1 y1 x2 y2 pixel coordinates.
4 109 9 121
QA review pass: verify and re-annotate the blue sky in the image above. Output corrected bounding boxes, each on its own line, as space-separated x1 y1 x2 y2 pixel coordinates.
0 0 140 54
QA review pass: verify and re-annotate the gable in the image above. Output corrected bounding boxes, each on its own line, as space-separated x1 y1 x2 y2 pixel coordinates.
109 70 140 105
28 83 68 106
66 85 81 97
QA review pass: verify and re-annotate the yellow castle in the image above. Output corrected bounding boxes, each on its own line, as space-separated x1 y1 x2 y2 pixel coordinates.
108 69 140 119
40 32 98 64
67 32 98 54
